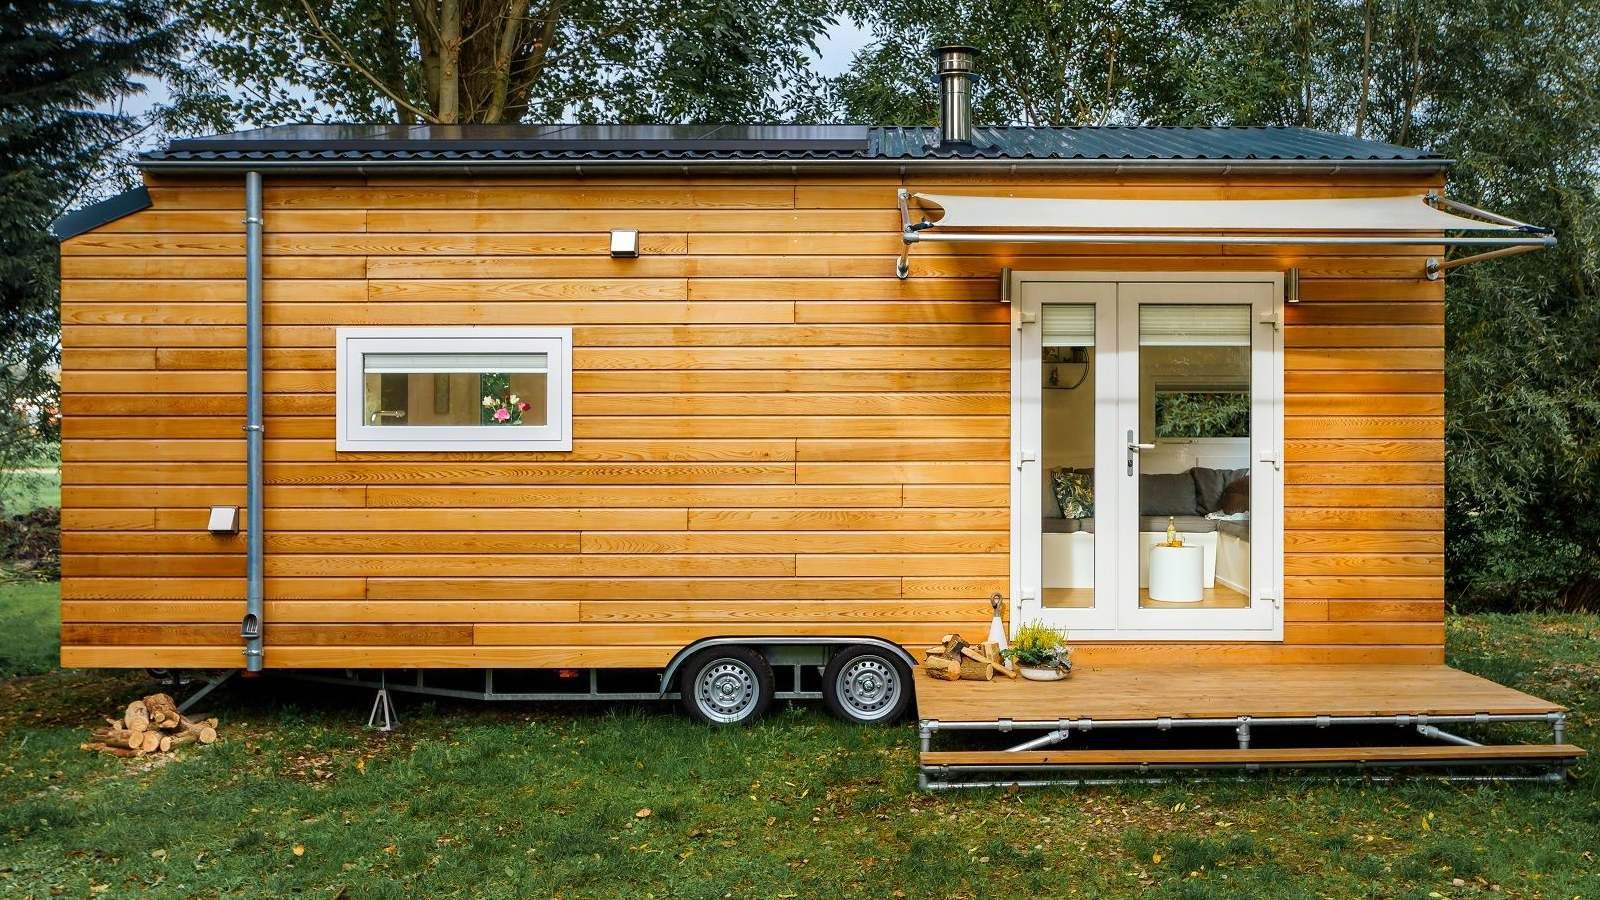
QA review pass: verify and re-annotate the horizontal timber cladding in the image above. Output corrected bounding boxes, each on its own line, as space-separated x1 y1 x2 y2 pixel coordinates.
58 170 1447 669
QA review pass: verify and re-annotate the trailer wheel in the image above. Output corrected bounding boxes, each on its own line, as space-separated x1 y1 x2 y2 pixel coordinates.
680 647 774 726
822 645 912 724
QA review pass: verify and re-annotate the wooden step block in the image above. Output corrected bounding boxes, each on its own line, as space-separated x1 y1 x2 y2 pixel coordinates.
922 743 1586 768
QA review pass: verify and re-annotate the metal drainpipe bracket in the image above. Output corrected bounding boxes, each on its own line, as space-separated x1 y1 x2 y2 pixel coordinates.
1425 257 1442 281
896 253 910 280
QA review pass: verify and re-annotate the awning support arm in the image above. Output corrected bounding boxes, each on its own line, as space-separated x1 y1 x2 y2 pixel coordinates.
1425 243 1545 280
1426 191 1552 234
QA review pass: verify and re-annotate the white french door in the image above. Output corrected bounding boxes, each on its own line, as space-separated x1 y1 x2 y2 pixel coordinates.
1010 273 1283 641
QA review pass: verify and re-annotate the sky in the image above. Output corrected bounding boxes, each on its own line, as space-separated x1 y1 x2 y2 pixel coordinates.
107 18 874 137
815 18 873 77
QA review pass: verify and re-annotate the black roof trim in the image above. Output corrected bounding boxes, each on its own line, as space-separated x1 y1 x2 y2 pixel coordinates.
139 124 1450 172
52 187 152 240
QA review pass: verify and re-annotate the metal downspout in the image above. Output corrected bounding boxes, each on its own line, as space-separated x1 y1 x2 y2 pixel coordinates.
240 171 264 671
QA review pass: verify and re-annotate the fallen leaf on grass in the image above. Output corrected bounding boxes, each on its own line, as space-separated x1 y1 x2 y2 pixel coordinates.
636 808 651 818
292 845 305 857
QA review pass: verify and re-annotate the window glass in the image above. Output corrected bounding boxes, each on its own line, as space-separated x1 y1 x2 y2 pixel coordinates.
1040 304 1095 610
360 352 550 428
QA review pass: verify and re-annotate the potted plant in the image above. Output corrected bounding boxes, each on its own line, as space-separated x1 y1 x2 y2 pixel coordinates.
1002 622 1073 681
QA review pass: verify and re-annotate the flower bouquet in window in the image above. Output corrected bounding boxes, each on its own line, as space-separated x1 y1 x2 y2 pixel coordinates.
481 392 531 425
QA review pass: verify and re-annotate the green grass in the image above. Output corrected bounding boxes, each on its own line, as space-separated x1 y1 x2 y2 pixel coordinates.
1 587 1596 898
0 580 60 678
0 466 59 514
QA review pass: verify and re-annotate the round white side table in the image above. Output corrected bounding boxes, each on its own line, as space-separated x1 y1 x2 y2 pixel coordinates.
1148 544 1204 603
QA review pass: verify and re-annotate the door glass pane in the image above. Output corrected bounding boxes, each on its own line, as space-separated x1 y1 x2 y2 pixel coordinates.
1041 304 1095 609
362 352 549 428
1136 304 1251 610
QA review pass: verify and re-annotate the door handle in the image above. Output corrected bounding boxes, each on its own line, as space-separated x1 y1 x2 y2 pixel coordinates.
1126 430 1154 474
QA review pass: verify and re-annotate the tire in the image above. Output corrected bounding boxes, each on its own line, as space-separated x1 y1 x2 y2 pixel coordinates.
822 645 913 725
680 646 774 726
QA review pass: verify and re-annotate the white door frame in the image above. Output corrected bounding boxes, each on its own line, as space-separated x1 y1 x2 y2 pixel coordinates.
1009 271 1285 642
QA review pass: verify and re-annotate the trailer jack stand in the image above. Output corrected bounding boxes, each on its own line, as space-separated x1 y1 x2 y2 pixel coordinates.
176 669 238 714
367 675 398 732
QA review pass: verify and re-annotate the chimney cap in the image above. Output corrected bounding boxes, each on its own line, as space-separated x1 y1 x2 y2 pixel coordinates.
932 45 980 67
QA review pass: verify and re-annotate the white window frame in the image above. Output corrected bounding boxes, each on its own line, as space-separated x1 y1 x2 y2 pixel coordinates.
1009 271 1284 643
335 326 572 452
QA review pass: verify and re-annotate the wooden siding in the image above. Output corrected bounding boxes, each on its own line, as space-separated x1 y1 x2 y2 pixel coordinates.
59 170 1447 668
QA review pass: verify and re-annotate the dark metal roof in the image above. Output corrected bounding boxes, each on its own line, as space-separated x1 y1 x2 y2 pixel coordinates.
871 126 1437 162
139 124 1446 171
148 124 873 162
51 186 152 240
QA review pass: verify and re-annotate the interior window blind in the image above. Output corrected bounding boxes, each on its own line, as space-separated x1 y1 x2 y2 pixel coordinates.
1041 304 1094 347
364 352 549 374
1139 305 1251 347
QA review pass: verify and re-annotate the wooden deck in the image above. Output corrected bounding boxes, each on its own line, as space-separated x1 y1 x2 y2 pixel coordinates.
915 665 1577 787
916 664 1564 723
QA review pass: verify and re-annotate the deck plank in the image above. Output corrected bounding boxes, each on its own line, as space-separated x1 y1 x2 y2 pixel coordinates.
914 665 1564 722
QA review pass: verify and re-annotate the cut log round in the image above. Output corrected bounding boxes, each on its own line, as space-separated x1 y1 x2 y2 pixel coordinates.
123 701 150 733
958 657 995 681
90 728 144 749
163 731 199 751
180 721 219 744
922 656 961 681
143 693 181 729
140 731 161 754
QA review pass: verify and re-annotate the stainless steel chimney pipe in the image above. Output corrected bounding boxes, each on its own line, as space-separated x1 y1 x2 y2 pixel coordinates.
933 45 979 145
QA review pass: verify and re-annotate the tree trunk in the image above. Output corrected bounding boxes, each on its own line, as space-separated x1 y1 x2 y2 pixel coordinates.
437 0 462 122
1354 0 1374 138
484 0 533 123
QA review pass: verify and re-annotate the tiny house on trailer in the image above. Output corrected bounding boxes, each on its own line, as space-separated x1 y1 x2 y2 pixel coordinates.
56 48 1584 778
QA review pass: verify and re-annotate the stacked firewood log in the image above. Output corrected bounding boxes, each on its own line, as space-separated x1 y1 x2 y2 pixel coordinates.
80 693 219 758
922 634 1018 682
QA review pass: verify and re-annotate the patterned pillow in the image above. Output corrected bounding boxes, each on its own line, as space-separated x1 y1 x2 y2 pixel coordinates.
1051 468 1094 519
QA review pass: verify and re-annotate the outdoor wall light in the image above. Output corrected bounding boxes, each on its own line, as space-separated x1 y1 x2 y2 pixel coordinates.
609 229 639 258
207 505 240 535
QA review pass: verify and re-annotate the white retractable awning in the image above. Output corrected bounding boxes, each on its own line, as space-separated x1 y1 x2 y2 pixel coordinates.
914 193 1514 233
894 189 1554 281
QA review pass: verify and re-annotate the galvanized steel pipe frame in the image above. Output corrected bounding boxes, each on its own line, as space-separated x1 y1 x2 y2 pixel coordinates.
914 711 1571 790
241 171 265 671
918 711 1565 735
921 759 1568 787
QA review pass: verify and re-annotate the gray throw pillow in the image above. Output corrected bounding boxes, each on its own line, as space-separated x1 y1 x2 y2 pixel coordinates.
1139 472 1200 516
1190 466 1229 515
